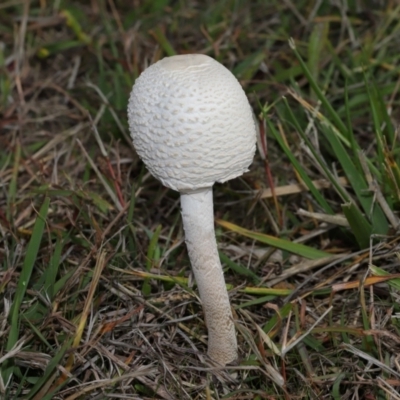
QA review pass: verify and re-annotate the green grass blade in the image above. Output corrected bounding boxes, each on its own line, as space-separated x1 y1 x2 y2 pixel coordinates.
3 197 50 385
321 124 389 234
7 141 20 221
236 295 277 309
37 40 84 58
60 9 91 44
341 202 372 248
21 314 53 351
219 251 261 284
282 99 351 203
308 21 329 88
266 114 334 214
332 372 347 400
24 337 73 400
263 303 294 334
150 26 176 56
142 225 162 296
233 51 265 80
289 38 350 139
126 165 145 256
44 238 63 300
344 81 362 172
217 220 332 259
146 225 162 271
53 268 76 295
364 72 395 147
364 75 385 165
370 265 400 290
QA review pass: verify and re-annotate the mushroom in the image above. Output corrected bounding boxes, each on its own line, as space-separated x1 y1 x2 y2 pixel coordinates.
127 54 256 366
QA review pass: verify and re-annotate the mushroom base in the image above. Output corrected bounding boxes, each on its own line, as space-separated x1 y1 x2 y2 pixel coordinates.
180 188 238 366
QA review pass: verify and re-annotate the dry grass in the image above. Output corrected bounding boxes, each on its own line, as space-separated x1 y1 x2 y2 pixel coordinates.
1 1 400 399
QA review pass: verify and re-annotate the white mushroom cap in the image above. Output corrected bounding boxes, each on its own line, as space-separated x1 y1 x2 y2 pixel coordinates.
127 54 256 192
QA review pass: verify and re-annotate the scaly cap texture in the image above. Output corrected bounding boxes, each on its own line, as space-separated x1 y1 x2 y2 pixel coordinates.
128 54 256 192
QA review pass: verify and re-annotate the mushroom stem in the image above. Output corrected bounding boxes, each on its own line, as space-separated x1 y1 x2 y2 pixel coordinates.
180 188 237 365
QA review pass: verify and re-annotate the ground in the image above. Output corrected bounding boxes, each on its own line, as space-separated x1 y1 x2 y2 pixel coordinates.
1 1 400 399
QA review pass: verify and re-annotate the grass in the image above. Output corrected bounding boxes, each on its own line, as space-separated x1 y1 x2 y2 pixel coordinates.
1 0 400 398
